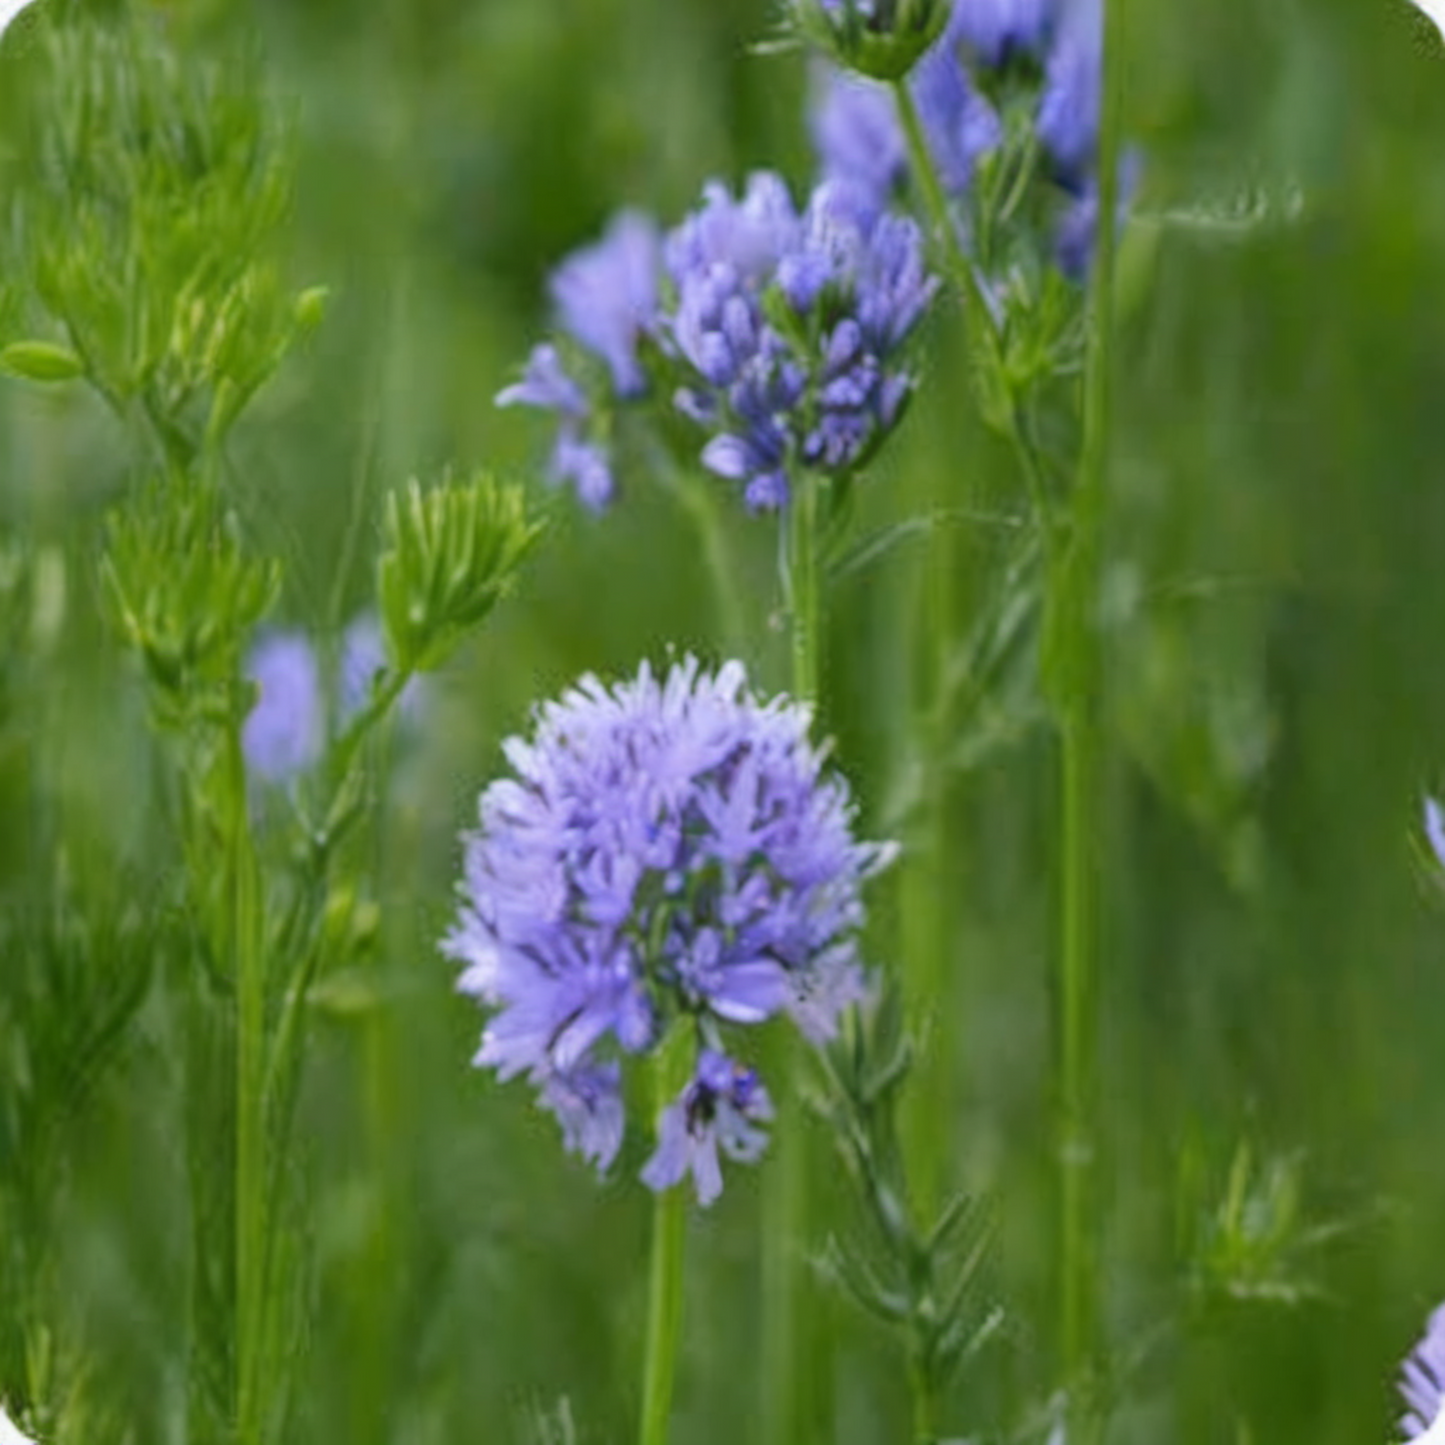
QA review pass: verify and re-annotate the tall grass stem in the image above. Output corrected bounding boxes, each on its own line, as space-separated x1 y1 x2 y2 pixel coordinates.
227 707 268 1445
1059 0 1125 1415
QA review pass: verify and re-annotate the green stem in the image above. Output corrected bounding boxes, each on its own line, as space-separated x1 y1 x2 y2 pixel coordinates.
760 469 827 1445
639 1042 692 1445
909 1356 941 1445
788 470 821 704
892 77 1053 529
1058 0 1125 1419
227 699 268 1445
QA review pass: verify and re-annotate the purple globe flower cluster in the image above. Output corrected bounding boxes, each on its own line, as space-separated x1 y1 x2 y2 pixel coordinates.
1400 1302 1445 1438
812 0 1125 279
444 657 896 1204
662 172 938 511
242 613 427 786
496 174 936 515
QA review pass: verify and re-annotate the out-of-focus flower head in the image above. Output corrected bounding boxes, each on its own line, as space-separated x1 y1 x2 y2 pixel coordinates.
661 173 937 511
243 630 323 785
496 213 663 512
1036 0 1101 186
1400 1302 1445 1439
445 657 896 1203
947 0 1055 70
1053 147 1140 280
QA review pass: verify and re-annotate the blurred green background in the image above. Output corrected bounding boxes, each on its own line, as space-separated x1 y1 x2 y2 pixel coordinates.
5 0 1445 1442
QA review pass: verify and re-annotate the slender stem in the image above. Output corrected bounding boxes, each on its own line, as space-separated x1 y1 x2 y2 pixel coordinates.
760 469 825 1445
639 1042 692 1445
227 697 268 1445
892 78 1053 530
788 469 821 705
909 1356 941 1445
1059 0 1125 1420
892 80 999 374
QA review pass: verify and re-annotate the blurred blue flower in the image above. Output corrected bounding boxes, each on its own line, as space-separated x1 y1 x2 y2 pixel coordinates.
1053 148 1140 279
641 1049 774 1207
662 173 937 511
243 631 324 785
445 657 895 1201
1036 0 1101 185
948 0 1055 69
1400 1303 1445 1438
549 209 661 399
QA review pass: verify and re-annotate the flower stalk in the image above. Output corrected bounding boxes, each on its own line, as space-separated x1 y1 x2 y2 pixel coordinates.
639 1031 694 1445
761 466 827 1445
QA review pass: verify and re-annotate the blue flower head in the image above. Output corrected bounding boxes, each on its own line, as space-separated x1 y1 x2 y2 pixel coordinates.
1400 1302 1445 1438
243 630 323 785
496 212 663 511
662 173 938 511
445 657 896 1203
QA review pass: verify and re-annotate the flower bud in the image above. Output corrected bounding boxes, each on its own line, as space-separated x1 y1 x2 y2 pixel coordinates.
792 0 949 83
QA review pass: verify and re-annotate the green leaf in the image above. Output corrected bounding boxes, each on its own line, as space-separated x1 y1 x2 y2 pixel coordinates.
0 341 84 383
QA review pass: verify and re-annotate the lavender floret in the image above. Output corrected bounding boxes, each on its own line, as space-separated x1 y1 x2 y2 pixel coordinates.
1401 1303 1445 1438
641 1049 775 1208
445 657 895 1202
496 211 663 511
